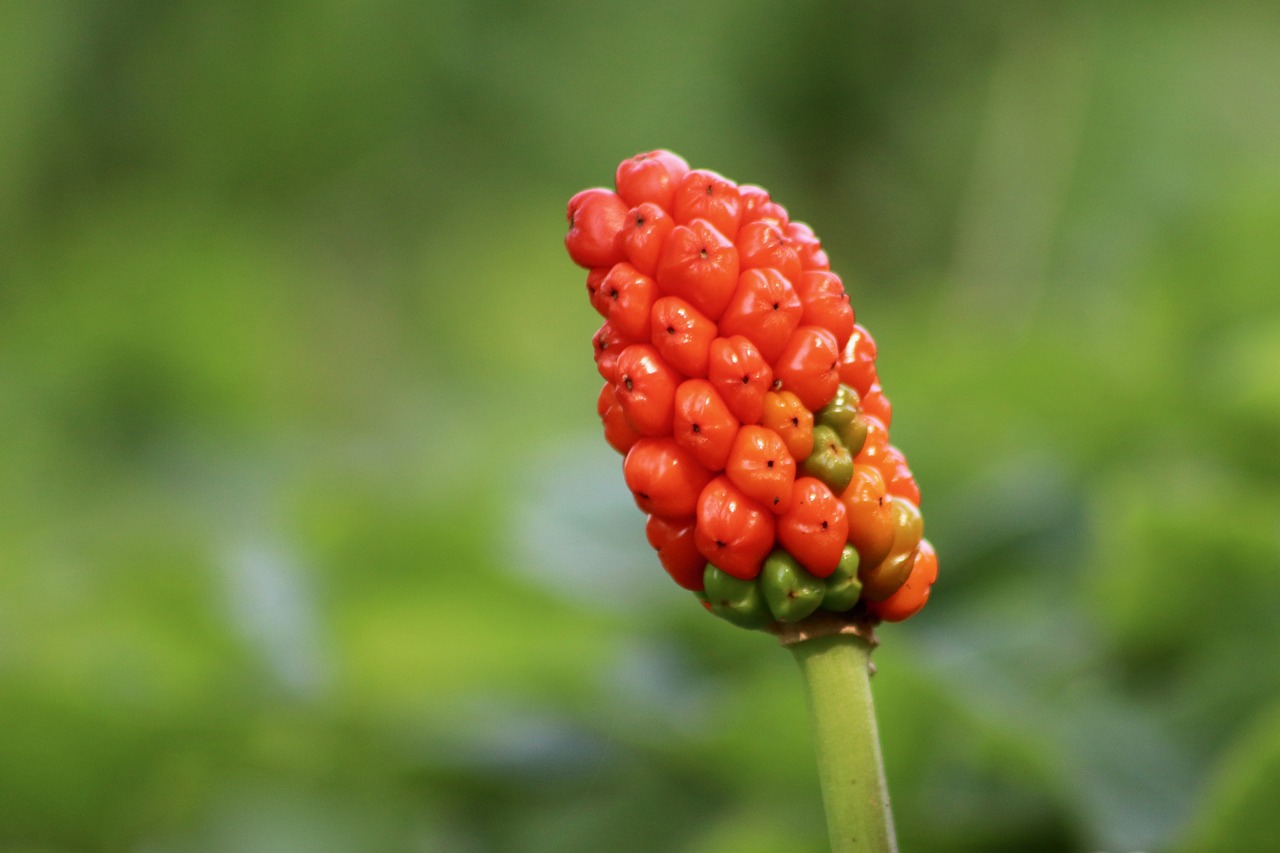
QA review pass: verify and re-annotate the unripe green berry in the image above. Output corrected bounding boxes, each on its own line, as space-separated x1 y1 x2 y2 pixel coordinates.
703 565 771 629
821 545 863 612
801 424 854 494
760 549 825 623
816 384 869 457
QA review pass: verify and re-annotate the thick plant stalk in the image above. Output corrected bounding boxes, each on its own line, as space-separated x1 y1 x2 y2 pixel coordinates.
783 618 897 852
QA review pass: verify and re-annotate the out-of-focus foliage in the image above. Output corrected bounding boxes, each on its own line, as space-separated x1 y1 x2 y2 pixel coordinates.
2 1 1278 851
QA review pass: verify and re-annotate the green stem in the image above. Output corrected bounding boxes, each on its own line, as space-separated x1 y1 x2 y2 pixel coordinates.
787 627 897 853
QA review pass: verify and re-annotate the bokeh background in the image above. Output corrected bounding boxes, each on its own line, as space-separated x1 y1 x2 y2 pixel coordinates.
3 1 1279 851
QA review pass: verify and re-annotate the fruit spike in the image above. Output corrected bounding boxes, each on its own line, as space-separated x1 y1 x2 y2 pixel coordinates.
566 150 936 629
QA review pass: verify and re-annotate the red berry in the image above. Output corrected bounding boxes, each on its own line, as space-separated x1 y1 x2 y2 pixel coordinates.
854 415 889 467
601 262 658 342
694 476 775 580
773 326 840 412
585 267 611 318
616 202 675 277
650 296 716 378
861 380 892 427
592 321 636 384
655 219 740 321
717 268 803 364
645 514 706 591
777 477 848 577
624 438 713 518
615 344 680 436
598 382 642 455
707 335 773 424
566 188 629 269
877 444 919 505
672 169 742 239
615 150 690 209
725 425 796 513
838 323 878 397
794 270 855 349
785 221 830 271
738 184 789 228
736 220 803 286
673 378 740 471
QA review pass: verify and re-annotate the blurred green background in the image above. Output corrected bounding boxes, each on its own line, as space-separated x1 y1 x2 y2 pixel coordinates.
3 1 1279 851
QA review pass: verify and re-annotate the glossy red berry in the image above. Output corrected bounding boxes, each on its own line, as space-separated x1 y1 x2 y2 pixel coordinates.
615 150 690 209
565 188 629 269
785 221 829 271
861 380 892 427
707 335 773 425
773 326 840 412
592 321 636 384
838 324 878 397
694 476 775 581
598 382 642 455
672 379 740 471
736 220 803 286
585 267 611 318
624 438 713 519
877 444 920 506
717 268 803 364
650 296 716 378
737 184 789 227
854 414 889 468
794 270 855 349
645 514 706 591
777 477 848 577
616 202 675 277
724 425 796 513
614 344 680 436
672 169 742 239
601 262 658 342
656 219 740 322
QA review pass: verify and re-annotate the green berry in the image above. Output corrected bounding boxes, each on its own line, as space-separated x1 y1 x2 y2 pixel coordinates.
821 545 863 612
816 384 869 457
801 424 854 494
760 549 825 623
703 565 771 629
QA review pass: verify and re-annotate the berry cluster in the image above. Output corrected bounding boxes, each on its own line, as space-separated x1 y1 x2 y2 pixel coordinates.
566 151 936 629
